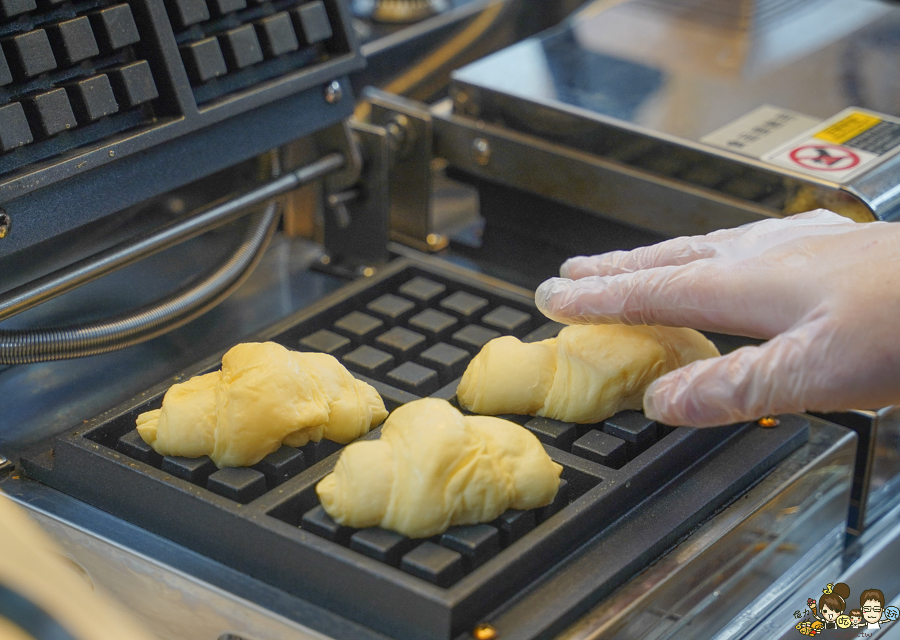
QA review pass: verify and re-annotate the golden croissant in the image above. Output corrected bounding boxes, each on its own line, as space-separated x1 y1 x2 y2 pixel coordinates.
136 342 388 468
457 324 720 424
316 398 563 538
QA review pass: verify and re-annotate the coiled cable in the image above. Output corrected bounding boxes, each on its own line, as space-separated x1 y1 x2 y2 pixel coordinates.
0 201 280 364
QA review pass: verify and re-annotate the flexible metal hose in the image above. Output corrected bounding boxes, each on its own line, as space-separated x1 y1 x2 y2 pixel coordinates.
0 201 280 364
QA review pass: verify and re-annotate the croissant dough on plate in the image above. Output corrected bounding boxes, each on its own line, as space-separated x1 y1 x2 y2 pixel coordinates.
316 398 563 538
457 324 719 424
136 342 388 468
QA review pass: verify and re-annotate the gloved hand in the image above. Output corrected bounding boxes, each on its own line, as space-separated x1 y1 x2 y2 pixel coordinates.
535 209 900 427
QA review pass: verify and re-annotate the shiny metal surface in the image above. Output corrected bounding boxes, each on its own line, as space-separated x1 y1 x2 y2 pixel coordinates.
322 121 392 269
432 102 775 237
868 407 900 528
368 91 446 250
736 488 900 640
442 0 900 233
457 0 899 140
811 407 900 536
0 202 282 364
368 90 778 238
0 477 386 640
0 154 345 324
539 418 856 640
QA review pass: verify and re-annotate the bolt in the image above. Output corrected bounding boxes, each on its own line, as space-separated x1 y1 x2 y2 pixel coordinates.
471 138 491 166
385 114 410 156
324 80 343 104
454 89 480 116
0 212 10 239
167 198 186 214
472 623 497 640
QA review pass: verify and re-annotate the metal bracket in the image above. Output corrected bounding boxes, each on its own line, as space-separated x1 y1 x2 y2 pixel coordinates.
280 121 363 241
429 108 784 238
314 120 364 192
320 121 392 272
365 88 448 252
361 85 781 244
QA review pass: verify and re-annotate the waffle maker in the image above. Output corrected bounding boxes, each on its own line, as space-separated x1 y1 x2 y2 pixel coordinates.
2 252 857 640
14 255 820 640
0 0 890 639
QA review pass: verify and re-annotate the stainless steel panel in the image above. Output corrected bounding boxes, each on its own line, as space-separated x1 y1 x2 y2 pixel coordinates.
553 418 856 640
431 107 777 237
1 478 385 640
444 0 900 231
455 0 899 140
868 407 900 528
736 486 900 640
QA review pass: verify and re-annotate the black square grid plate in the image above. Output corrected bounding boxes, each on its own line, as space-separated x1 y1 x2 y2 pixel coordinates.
21 257 809 640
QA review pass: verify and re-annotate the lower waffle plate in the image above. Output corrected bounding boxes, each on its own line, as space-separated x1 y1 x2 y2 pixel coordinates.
21 257 810 640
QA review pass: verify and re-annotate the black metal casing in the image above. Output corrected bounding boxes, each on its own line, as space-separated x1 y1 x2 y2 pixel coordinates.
0 0 363 265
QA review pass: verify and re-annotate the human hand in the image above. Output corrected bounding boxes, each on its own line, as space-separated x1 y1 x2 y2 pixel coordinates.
535 209 900 426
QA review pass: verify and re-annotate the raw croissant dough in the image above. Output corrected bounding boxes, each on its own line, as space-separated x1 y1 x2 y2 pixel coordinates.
316 398 563 538
457 324 719 424
136 342 388 468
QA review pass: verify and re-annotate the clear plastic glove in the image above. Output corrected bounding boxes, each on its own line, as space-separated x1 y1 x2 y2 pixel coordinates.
535 209 900 427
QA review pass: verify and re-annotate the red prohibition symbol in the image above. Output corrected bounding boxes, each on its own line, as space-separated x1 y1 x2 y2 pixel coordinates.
789 144 861 171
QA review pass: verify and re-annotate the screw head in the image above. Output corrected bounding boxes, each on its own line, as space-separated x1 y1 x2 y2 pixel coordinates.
386 114 410 156
472 623 497 640
324 80 343 104
757 416 780 428
0 212 10 239
471 137 491 166
454 89 480 115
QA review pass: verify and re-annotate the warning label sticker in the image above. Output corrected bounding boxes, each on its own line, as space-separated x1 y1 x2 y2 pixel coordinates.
787 144 872 172
763 108 900 182
815 112 880 144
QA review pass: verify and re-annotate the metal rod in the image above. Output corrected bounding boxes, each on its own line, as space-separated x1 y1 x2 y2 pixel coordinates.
0 153 345 323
